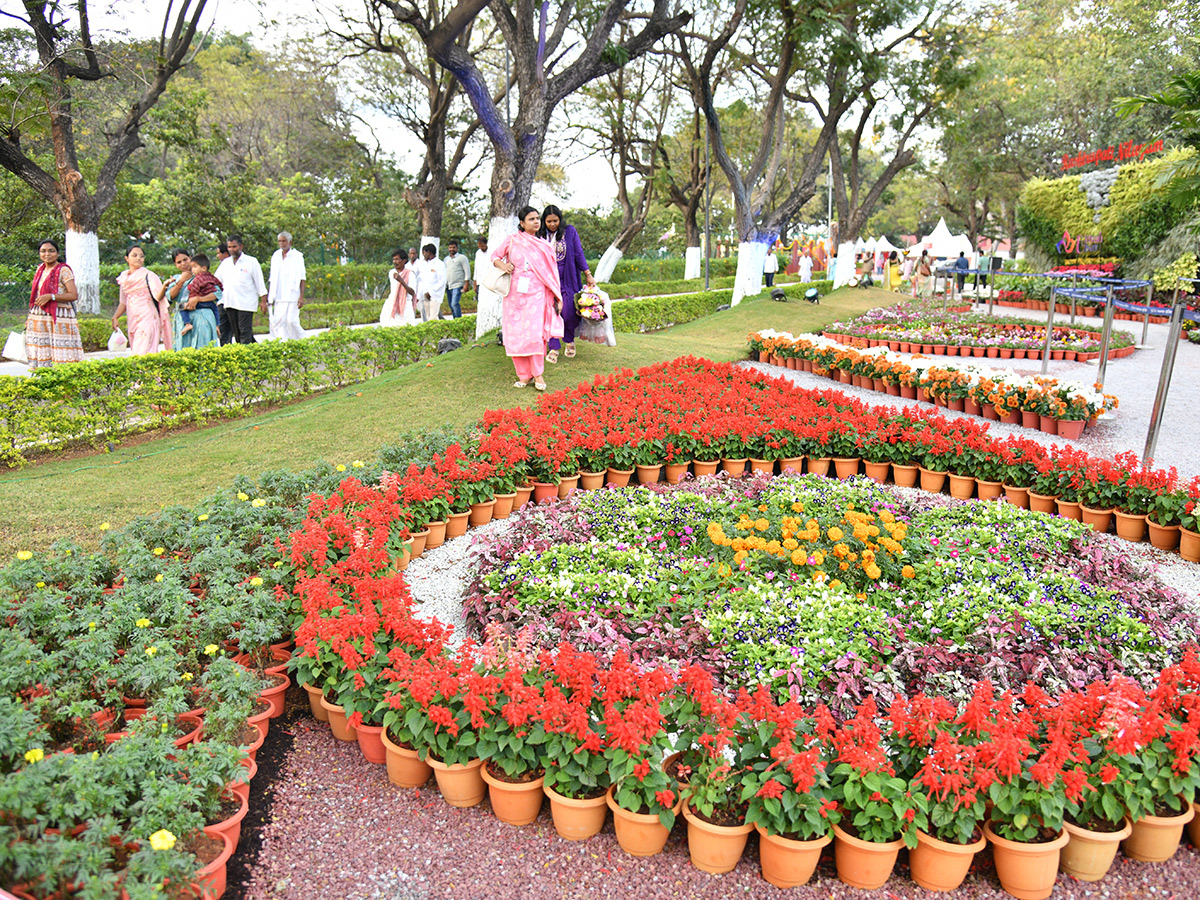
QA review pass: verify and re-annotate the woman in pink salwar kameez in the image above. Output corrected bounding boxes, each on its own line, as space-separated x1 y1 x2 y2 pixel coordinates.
113 245 172 355
492 206 562 391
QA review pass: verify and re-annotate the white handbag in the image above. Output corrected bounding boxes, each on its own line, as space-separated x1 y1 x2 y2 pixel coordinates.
477 259 512 295
3 330 28 363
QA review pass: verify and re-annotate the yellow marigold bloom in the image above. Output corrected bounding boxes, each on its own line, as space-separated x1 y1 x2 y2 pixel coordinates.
336 464 346 472
152 547 165 556
181 672 193 681
754 518 769 532
839 561 850 571
758 505 767 513
16 550 32 561
24 748 44 764
135 618 150 628
812 551 824 565
237 492 250 501
99 522 110 531
149 829 177 851
880 510 895 523
251 498 266 508
154 574 163 583
197 514 209 522
88 621 97 631
766 540 782 554
791 502 804 513
204 644 219 656
812 571 826 582
783 538 799 550
249 577 264 587
731 538 746 552
829 579 842 589
827 527 844 541
352 460 365 468
865 564 882 580
145 646 157 656
791 549 806 565
902 565 916 579
36 581 45 588
734 550 748 564
833 543 848 559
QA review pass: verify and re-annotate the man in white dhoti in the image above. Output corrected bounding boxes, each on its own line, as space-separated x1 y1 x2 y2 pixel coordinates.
267 232 306 341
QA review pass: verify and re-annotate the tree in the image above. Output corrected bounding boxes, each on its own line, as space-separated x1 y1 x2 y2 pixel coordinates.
1118 70 1200 212
656 108 707 276
0 1 211 312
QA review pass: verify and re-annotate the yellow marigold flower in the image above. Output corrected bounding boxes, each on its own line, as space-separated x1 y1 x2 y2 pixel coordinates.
902 565 916 579
197 514 209 522
812 551 824 565
36 581 45 588
827 527 844 542
99 523 110 531
273 561 284 568
16 550 32 561
839 561 850 571
754 518 769 532
149 829 177 851
204 644 219 656
865 564 882 580
181 672 193 681
145 646 157 656
758 505 767 513
812 571 826 583
336 464 346 472
249 577 264 587
829 579 842 589
352 460 365 468
135 618 150 628
152 547 165 556
783 538 799 550
88 621 97 631
154 574 163 583
791 502 804 513
237 492 250 501
251 498 266 508
24 748 44 764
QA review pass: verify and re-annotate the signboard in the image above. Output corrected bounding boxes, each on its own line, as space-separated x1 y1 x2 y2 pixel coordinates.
1061 139 1164 171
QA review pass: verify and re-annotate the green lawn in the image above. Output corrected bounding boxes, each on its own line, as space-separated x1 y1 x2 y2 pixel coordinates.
0 286 899 551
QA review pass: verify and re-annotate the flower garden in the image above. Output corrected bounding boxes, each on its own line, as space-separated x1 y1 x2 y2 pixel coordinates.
3 357 1200 899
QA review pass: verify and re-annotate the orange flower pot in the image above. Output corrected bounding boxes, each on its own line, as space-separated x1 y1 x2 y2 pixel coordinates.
544 783 608 841
833 457 860 479
605 467 634 487
984 822 1068 900
910 827 986 892
1004 485 1031 509
491 494 516 519
1122 802 1195 862
380 728 432 788
319 697 356 742
557 475 579 499
693 460 720 477
863 461 890 484
425 519 448 549
754 824 830 888
892 464 919 488
1114 511 1146 542
1147 519 1180 551
428 756 486 808
681 801 752 873
468 499 495 527
664 462 691 484
1079 505 1114 533
446 510 470 537
1060 817 1130 882
635 464 662 484
606 787 678 857
579 471 607 491
481 763 545 826
832 822 902 890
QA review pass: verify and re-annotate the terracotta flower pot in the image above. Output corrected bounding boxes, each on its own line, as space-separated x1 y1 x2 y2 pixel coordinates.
557 475 579 499
513 485 533 507
408 528 430 558
1057 419 1086 440
892 464 919 488
428 756 486 808
754 824 830 888
1028 491 1057 514
1189 802 1200 847
664 462 691 484
833 457 860 479
681 801 753 874
532 481 559 503
1056 499 1082 521
984 822 1068 900
948 474 975 499
901 385 918 400
1060 817 1131 882
807 457 832 478
544 783 608 841
693 460 720 477
635 464 663 484
1075 505 1112 533
355 723 387 765
779 457 805 475
425 519 448 549
910 827 986 892
446 510 471 537
748 458 775 475
203 789 250 852
302 682 329 722
380 728 431 788
192 830 234 900
319 697 357 741
1021 410 1039 430
864 461 890 484
721 457 748 476
258 673 290 719
229 757 257 805
977 479 1004 501
1180 527 1200 563
1122 802 1195 862
468 499 495 527
919 467 947 494
605 467 634 487
1038 415 1058 434
1004 484 1031 508
606 786 678 857
832 821 902 890
481 763 545 826
579 471 607 491
1147 519 1180 551
1114 510 1147 542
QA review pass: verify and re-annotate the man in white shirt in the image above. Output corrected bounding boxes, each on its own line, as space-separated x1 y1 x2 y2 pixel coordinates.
799 252 813 283
214 233 266 344
413 243 447 322
267 232 306 341
763 248 779 287
443 240 472 319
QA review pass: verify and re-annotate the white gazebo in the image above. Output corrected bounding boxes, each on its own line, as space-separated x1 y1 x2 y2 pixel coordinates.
906 218 960 259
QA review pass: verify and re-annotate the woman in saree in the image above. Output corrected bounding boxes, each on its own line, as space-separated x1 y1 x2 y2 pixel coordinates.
492 206 562 391
163 248 220 349
113 245 172 355
25 239 84 369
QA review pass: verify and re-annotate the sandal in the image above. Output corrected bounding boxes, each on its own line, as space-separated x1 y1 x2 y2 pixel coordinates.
513 380 531 389
534 379 547 392
564 343 576 358
545 349 559 364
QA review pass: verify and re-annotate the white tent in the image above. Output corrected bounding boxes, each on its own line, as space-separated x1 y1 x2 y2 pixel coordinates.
874 236 901 255
950 233 974 259
906 218 959 259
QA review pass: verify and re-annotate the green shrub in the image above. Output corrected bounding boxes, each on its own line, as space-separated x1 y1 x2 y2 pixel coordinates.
611 279 833 333
0 318 475 467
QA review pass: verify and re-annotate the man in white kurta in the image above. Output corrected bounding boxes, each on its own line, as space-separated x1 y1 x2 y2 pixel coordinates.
267 232 306 341
413 243 447 322
474 235 502 336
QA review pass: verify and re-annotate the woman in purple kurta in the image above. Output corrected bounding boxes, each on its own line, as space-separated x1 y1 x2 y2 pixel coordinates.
538 205 595 362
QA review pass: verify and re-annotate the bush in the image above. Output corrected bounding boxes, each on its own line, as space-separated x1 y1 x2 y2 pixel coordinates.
0 318 475 466
611 279 833 333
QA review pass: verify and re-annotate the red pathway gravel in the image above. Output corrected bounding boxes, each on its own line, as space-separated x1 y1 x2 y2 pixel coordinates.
238 714 1200 900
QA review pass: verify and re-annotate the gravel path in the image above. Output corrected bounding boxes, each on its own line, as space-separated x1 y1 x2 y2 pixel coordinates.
234 485 1200 900
746 305 1199 479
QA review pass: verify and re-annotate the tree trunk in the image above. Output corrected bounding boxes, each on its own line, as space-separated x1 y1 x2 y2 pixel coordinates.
731 236 772 305
594 246 624 283
63 189 102 315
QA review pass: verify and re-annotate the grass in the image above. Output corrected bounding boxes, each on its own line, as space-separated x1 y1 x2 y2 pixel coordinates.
0 286 900 551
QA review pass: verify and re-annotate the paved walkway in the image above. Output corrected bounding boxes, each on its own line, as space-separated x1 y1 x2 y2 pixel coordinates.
749 303 1199 480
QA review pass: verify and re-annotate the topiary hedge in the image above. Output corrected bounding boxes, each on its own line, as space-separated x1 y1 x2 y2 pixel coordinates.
0 318 475 467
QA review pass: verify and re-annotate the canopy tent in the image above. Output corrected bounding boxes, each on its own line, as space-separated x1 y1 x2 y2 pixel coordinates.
874 236 901 255
906 218 961 259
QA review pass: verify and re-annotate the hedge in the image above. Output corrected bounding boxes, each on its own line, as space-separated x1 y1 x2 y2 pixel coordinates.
0 318 475 467
611 279 833 333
